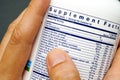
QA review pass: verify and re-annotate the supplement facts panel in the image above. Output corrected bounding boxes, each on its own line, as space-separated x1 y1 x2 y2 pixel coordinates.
30 6 120 80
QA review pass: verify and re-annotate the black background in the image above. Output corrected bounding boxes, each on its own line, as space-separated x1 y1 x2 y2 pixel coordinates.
0 0 30 42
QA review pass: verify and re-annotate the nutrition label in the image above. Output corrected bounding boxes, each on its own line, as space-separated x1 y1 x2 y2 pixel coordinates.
28 6 120 80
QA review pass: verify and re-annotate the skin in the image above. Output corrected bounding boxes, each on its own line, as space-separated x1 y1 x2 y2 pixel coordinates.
0 0 120 80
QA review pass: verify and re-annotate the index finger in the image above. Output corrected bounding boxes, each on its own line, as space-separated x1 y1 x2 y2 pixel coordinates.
0 0 50 80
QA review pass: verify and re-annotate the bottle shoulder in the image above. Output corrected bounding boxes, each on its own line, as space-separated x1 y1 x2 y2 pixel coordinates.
51 0 120 23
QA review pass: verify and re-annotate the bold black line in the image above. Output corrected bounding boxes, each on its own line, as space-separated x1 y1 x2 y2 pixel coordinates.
45 27 114 46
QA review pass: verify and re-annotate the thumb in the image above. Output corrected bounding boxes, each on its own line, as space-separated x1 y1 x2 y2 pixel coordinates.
46 48 80 80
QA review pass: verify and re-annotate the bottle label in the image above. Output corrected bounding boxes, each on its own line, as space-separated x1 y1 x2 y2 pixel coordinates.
23 5 120 80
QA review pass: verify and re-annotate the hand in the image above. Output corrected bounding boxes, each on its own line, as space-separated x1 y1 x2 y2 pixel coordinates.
46 49 80 80
46 44 120 80
0 0 50 80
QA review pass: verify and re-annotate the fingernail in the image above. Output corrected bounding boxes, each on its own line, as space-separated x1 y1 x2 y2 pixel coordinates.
47 49 66 68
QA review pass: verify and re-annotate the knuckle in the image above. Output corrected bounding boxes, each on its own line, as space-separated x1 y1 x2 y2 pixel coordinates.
9 28 23 45
9 22 15 28
7 23 16 32
9 27 34 46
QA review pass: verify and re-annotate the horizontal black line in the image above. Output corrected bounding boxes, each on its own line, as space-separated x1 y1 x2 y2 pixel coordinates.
48 15 117 35
45 27 114 46
46 20 116 40
33 71 49 78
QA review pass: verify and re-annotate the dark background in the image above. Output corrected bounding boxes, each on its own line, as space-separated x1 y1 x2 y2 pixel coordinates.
0 0 30 42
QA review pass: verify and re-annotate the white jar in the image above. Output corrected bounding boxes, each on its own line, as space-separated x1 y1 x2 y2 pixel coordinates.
23 0 120 80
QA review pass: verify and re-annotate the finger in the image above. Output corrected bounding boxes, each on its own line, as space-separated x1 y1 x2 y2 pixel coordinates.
104 46 120 80
0 9 26 61
10 0 50 44
46 48 80 80
0 0 50 80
